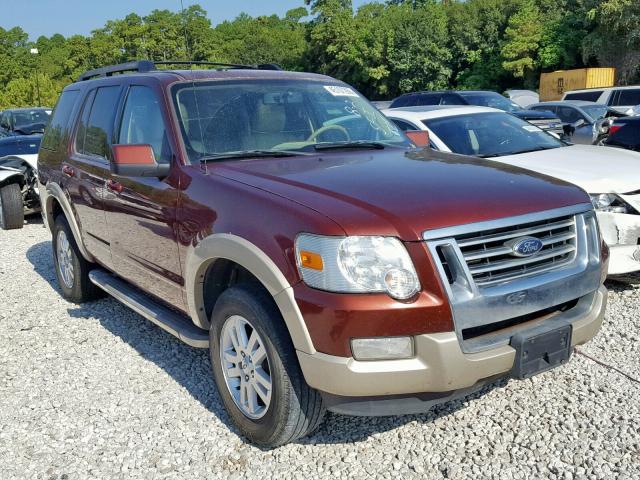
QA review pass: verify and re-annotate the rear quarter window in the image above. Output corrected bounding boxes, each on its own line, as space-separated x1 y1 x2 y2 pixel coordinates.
613 89 640 106
564 91 603 102
41 90 81 151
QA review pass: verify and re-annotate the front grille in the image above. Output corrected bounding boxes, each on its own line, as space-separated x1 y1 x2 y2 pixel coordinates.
454 214 577 286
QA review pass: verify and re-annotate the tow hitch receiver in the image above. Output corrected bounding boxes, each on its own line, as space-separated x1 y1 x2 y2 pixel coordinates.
510 323 572 379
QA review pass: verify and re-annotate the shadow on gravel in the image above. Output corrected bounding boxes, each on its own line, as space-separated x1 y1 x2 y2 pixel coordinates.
26 240 60 294
26 239 510 446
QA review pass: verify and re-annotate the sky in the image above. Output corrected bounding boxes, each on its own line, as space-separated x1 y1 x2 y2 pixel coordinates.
2 0 370 40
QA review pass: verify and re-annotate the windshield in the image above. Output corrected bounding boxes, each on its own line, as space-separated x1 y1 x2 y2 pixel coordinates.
13 109 51 129
580 105 608 121
172 79 409 162
423 112 563 157
458 92 522 113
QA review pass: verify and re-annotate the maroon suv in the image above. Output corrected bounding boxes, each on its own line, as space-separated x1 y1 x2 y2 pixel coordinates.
38 61 608 447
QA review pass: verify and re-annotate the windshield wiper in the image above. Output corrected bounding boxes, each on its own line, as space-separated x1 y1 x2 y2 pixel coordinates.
478 145 559 158
199 150 308 163
313 141 386 151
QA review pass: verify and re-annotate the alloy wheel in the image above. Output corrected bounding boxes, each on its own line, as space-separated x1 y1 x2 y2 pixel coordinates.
56 229 75 289
219 315 272 419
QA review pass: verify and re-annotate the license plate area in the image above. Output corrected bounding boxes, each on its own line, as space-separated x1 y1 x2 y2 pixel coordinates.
510 323 572 379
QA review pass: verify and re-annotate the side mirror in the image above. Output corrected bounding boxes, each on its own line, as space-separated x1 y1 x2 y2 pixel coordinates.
405 130 430 148
111 144 170 177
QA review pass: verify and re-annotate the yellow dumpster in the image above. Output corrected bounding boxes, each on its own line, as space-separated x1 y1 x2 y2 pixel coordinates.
539 68 616 101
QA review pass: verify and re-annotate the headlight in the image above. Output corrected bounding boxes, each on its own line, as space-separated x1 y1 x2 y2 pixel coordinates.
590 193 628 213
295 234 420 300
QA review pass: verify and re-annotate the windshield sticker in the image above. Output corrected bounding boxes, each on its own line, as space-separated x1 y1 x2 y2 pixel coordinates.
523 125 542 132
324 85 359 97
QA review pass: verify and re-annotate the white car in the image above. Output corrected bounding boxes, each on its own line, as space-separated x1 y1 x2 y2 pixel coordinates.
562 86 640 115
384 105 640 275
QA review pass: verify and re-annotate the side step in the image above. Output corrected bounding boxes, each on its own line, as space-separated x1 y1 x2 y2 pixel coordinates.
89 270 209 348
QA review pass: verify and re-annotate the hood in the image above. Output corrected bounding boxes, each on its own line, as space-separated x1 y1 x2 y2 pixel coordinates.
213 148 590 241
492 144 640 194
512 109 557 120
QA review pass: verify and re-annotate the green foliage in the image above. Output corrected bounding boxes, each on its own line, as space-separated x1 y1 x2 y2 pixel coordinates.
0 0 637 106
0 74 64 109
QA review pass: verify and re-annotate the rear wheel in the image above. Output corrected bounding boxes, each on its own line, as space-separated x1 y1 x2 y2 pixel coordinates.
209 284 325 447
0 183 24 230
52 215 102 303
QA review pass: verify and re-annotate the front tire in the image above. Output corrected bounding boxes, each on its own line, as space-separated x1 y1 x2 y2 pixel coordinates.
0 183 24 230
209 284 325 447
52 215 101 303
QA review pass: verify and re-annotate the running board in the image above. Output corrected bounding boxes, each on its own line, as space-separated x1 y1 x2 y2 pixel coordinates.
89 270 209 348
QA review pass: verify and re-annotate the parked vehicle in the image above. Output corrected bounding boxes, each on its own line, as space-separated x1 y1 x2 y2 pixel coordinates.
604 116 640 152
390 90 564 136
39 61 607 447
384 105 640 275
540 68 615 101
0 107 51 136
527 100 623 145
0 132 42 229
504 89 539 108
562 86 640 115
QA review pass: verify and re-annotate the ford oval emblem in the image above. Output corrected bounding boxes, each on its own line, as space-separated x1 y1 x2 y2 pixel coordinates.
505 236 544 257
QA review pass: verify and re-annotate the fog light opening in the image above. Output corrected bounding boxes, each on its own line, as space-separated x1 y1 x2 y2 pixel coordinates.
351 336 414 361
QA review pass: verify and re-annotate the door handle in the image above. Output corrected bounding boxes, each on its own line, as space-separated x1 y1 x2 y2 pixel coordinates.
106 179 124 194
62 165 75 177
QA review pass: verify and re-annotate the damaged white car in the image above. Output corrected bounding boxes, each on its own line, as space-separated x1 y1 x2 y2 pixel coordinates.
384 105 640 275
0 134 42 230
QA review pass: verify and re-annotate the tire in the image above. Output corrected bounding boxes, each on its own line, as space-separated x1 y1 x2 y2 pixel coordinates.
52 215 102 303
0 183 24 230
209 283 325 447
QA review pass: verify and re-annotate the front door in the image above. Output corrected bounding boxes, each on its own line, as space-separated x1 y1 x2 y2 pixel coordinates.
104 83 185 309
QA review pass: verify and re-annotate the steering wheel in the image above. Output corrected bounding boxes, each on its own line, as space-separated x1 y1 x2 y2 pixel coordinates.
307 124 350 143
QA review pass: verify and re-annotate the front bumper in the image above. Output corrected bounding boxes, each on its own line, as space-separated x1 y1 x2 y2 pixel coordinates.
598 211 640 275
297 285 606 413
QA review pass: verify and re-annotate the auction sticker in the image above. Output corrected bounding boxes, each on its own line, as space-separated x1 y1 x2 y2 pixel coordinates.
522 125 542 132
324 85 359 97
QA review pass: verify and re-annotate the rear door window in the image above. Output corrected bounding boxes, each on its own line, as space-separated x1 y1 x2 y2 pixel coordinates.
612 89 640 106
41 90 81 151
77 86 122 159
118 86 172 164
564 90 603 102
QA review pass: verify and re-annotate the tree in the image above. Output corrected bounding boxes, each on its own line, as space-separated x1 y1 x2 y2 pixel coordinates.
0 74 64 109
501 0 543 87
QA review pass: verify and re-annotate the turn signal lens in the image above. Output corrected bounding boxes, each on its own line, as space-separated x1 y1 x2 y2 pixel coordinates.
299 250 324 271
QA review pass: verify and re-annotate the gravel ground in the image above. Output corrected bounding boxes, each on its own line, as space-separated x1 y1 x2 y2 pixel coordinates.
0 220 639 480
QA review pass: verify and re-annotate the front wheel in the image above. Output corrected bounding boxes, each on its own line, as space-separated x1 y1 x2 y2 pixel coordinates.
0 182 24 230
209 284 325 447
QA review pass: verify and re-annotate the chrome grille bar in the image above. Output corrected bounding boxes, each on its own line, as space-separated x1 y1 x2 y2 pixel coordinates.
457 218 575 248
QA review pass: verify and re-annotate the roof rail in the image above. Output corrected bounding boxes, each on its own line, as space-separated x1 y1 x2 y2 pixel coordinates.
77 60 283 81
77 60 157 81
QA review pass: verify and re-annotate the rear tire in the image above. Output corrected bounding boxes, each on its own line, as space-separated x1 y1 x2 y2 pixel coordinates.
52 215 102 303
209 283 325 447
0 183 24 230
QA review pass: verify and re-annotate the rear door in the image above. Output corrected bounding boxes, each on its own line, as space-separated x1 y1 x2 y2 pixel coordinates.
103 82 185 309
66 84 123 268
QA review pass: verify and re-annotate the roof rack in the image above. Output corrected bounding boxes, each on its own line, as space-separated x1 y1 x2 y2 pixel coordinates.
77 60 282 81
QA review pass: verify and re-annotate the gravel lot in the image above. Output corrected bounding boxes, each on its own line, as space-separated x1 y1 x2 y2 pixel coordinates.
1 220 639 479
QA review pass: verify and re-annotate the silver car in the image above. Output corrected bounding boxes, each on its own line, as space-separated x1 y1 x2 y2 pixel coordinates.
528 100 619 145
